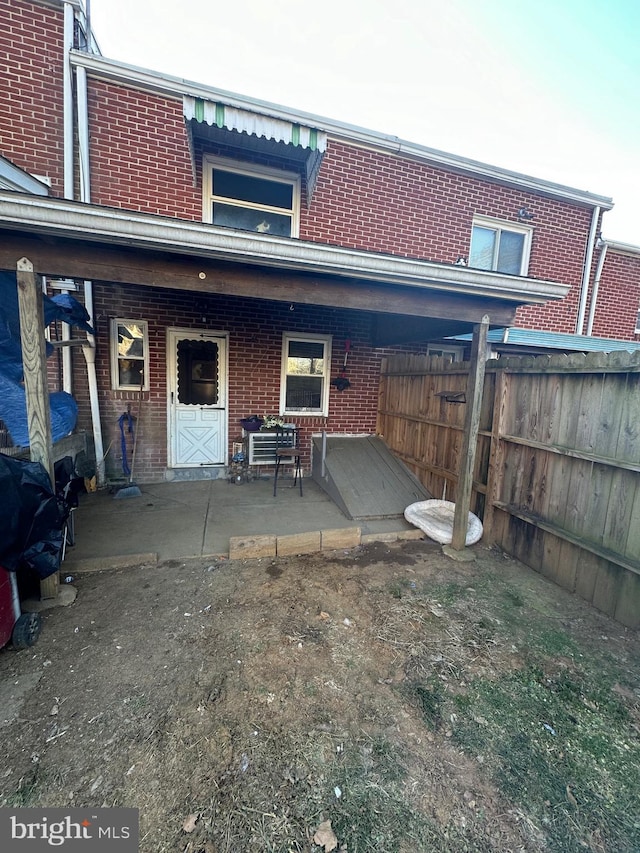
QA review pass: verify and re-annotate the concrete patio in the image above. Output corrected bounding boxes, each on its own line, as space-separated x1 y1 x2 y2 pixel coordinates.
62 474 421 573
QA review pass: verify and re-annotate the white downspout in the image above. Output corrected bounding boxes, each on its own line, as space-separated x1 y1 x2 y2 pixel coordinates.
575 206 600 335
586 240 608 337
63 4 74 200
60 4 75 390
76 43 106 485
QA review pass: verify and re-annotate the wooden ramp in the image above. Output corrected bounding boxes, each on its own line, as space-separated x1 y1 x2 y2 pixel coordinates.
311 435 431 520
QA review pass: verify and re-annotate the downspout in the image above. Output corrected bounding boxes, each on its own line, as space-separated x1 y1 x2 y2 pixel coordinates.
75 30 106 485
61 4 75 390
63 4 74 199
586 240 608 337
575 205 600 335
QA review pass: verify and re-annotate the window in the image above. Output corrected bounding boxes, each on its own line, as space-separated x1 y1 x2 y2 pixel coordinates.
280 333 331 417
427 345 464 363
110 319 149 390
203 155 300 237
636 309 640 334
469 216 532 275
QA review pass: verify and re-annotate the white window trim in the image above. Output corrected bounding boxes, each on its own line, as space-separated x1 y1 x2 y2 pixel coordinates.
426 344 464 362
202 154 300 237
110 318 149 391
471 215 533 275
280 332 332 417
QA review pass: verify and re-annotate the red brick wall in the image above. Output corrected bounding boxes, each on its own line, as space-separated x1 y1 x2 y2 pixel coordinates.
0 0 65 195
588 249 640 340
87 80 200 217
1 2 610 337
71 283 395 483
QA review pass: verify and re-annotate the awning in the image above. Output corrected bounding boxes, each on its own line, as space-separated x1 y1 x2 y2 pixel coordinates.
183 96 326 204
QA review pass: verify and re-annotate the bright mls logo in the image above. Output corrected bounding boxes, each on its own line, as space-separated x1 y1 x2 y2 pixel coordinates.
0 808 139 851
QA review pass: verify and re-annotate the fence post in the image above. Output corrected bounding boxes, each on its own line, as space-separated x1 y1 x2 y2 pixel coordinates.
451 316 489 550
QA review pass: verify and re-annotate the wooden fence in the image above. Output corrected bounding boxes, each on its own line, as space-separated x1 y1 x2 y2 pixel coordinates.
378 351 640 628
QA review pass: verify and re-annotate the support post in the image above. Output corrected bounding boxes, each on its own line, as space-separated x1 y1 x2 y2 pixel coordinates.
451 315 489 550
16 257 59 600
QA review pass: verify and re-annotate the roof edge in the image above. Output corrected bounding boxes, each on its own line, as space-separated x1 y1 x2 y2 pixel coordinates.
600 238 640 256
0 192 568 305
69 50 614 211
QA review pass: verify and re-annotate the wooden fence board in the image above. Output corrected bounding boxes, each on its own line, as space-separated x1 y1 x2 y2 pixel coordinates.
614 570 640 629
603 468 635 559
592 560 624 620
379 351 639 625
616 372 640 464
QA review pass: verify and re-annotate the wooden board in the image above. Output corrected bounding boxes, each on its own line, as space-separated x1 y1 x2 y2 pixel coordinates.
312 435 431 520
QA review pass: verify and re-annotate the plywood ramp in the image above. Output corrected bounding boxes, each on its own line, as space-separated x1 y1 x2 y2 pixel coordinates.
312 435 431 520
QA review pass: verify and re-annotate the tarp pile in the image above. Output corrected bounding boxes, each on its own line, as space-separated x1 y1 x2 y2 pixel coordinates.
0 271 93 447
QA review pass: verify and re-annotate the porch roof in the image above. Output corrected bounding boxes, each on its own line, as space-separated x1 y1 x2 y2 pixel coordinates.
0 191 569 343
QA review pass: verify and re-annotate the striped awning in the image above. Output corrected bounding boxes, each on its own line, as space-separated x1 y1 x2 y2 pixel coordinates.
183 96 326 204
183 96 327 152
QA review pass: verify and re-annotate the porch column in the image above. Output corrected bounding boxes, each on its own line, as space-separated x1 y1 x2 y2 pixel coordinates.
16 257 59 600
451 315 489 551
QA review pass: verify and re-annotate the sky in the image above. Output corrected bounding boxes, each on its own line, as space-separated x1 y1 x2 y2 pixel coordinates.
89 0 640 245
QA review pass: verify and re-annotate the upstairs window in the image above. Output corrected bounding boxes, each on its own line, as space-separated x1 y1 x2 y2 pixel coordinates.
469 216 532 275
280 333 331 417
203 155 299 237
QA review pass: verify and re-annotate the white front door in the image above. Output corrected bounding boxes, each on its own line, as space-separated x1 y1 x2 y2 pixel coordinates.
167 329 228 468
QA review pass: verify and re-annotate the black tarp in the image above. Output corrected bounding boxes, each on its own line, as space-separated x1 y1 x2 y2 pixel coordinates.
0 454 64 579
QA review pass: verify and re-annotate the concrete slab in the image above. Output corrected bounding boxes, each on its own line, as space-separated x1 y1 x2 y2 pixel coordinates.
61 475 418 567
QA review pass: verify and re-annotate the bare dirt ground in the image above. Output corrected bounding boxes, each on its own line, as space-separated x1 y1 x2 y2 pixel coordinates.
1 539 639 853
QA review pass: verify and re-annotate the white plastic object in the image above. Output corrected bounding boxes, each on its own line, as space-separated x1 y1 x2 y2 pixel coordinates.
404 499 483 546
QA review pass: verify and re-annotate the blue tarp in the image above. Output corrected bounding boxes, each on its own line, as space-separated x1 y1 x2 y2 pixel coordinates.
0 271 93 447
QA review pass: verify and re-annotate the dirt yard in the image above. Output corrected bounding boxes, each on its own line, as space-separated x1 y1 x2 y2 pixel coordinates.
1 539 639 852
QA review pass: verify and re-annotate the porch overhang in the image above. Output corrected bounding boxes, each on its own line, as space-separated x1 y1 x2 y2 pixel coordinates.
0 192 569 343
0 156 50 196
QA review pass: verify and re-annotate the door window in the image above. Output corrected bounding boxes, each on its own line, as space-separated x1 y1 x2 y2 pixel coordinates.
177 339 219 405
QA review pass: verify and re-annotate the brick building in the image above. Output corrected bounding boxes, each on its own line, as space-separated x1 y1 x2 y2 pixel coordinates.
1 0 638 484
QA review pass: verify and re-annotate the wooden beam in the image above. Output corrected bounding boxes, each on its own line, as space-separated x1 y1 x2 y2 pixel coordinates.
16 257 59 600
451 316 489 550
0 232 518 327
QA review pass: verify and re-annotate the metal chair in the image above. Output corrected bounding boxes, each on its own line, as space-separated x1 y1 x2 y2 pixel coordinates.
273 426 303 497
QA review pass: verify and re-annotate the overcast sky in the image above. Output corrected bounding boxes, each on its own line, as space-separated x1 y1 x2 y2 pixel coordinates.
89 0 639 245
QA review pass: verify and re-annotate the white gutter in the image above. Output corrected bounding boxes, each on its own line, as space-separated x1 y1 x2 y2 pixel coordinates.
68 51 614 212
0 192 569 305
575 206 600 335
586 240 608 337
599 237 640 256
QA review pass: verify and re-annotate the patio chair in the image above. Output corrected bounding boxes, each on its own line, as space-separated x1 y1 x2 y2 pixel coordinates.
273 426 303 497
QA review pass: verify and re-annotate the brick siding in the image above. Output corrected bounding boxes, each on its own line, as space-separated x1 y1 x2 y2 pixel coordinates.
70 284 406 482
0 0 66 195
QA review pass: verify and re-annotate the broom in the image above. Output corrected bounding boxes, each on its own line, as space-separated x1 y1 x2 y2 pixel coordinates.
114 369 144 499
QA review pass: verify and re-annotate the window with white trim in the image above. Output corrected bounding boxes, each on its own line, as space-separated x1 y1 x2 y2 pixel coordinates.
110 319 149 391
427 344 464 363
280 333 331 417
203 155 300 237
469 216 532 275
